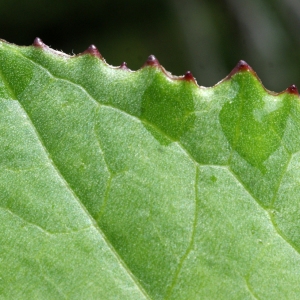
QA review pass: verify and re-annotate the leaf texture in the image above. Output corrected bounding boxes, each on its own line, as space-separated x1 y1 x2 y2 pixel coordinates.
0 40 300 299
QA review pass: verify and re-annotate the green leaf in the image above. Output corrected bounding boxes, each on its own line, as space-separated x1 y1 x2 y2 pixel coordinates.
1 39 300 299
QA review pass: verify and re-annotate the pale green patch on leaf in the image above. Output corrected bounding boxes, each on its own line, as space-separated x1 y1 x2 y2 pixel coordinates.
0 39 300 299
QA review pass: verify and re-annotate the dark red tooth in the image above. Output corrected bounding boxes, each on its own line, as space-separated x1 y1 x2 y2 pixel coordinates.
33 37 46 48
143 55 160 67
287 84 299 95
183 71 196 82
119 62 129 70
227 60 254 79
178 71 197 84
82 45 102 59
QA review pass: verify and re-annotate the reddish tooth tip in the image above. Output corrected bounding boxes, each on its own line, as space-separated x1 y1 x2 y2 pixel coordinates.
183 71 195 82
33 37 45 48
144 55 160 67
119 62 129 70
236 60 251 71
227 60 253 79
179 71 196 84
287 84 299 95
82 44 102 58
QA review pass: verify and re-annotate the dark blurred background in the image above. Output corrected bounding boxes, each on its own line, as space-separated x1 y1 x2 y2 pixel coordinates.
0 0 300 91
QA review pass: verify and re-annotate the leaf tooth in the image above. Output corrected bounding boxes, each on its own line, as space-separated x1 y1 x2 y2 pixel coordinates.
81 44 103 59
119 62 129 70
286 84 299 95
32 37 47 48
31 37 70 58
182 71 197 84
143 54 161 67
226 60 255 79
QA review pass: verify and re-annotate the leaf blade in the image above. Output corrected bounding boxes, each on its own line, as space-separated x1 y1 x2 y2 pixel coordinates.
1 40 300 299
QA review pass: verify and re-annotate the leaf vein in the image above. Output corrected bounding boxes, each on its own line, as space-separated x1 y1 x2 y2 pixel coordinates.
164 165 199 300
244 276 260 300
15 51 300 294
228 167 300 256
17 51 216 168
0 64 151 300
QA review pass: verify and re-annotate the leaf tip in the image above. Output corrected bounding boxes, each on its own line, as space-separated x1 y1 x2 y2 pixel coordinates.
286 84 299 95
33 37 46 48
81 44 103 59
143 55 161 68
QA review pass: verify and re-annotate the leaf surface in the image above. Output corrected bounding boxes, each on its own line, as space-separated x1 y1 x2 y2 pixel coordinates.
1 40 300 299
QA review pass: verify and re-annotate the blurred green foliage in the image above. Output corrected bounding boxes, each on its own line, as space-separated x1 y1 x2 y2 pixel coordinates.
0 0 299 90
